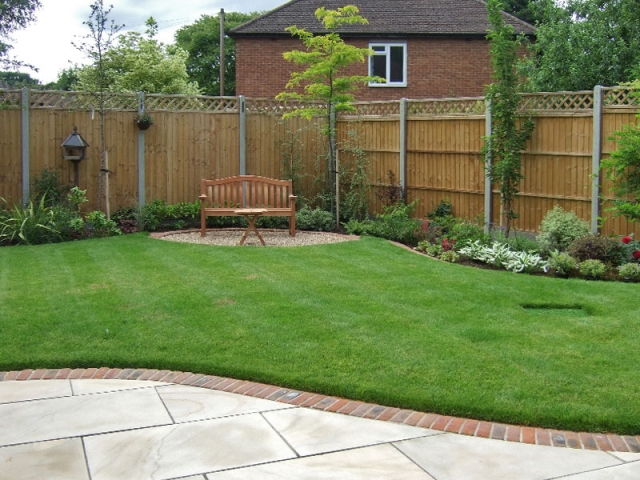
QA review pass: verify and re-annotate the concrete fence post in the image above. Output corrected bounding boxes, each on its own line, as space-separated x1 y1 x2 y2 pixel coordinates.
137 91 146 208
591 85 603 234
399 98 407 195
484 99 492 234
239 96 246 175
21 87 30 205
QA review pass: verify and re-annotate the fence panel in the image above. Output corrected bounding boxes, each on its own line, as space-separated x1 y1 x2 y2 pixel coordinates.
0 109 22 204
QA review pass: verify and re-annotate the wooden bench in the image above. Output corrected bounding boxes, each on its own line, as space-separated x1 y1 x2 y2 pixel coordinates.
199 175 297 238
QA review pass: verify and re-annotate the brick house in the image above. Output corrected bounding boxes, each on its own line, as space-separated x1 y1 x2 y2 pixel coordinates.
230 0 535 101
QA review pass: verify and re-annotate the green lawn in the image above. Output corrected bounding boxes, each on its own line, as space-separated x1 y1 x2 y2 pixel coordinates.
1 233 639 434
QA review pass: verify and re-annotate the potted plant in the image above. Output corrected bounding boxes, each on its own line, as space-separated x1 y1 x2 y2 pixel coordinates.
134 112 154 130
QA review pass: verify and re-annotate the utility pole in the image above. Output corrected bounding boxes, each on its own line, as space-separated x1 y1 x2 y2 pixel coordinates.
220 8 225 96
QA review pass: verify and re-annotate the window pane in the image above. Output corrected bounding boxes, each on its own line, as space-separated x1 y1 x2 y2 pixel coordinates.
372 45 385 52
390 46 404 83
371 55 387 79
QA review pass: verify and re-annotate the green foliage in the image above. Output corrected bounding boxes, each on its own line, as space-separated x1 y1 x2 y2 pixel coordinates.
549 250 578 276
483 0 535 237
601 81 640 222
345 202 421 246
0 0 41 69
0 71 40 87
428 198 453 219
501 0 544 25
520 0 640 91
175 11 261 96
295 206 335 232
277 5 380 218
536 205 590 254
85 210 121 238
31 168 70 208
578 259 607 280
0 195 61 245
76 17 200 95
340 129 371 222
459 240 549 273
618 263 640 281
569 235 626 266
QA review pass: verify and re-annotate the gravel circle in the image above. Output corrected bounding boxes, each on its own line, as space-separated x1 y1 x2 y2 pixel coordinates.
151 229 359 247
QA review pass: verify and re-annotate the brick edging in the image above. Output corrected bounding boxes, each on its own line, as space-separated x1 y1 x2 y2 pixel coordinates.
2 368 639 453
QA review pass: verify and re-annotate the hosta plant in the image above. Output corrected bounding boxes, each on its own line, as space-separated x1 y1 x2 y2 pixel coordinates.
459 240 548 274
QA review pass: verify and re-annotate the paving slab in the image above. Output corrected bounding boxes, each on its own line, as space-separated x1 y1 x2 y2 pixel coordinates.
156 384 294 423
0 386 172 446
207 443 436 479
70 379 164 395
561 461 640 479
395 433 622 480
0 438 89 480
263 405 436 456
83 414 296 480
0 379 71 404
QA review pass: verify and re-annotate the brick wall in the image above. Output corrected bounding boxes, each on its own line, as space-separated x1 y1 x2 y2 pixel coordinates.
235 36 492 100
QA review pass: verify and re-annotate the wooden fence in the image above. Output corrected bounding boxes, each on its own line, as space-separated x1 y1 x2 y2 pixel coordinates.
0 87 638 236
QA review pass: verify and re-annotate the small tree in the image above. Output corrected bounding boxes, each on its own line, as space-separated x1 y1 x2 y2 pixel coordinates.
277 5 380 218
483 0 535 237
73 0 123 214
601 80 640 222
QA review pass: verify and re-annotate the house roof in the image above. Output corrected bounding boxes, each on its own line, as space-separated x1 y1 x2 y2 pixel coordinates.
231 0 536 37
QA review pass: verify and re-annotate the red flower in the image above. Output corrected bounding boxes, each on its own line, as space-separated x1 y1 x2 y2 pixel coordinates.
633 250 640 259
622 236 632 244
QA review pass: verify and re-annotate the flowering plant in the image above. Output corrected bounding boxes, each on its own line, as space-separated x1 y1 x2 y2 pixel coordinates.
620 233 640 263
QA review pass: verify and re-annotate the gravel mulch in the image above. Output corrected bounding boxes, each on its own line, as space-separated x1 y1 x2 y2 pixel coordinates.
150 229 359 247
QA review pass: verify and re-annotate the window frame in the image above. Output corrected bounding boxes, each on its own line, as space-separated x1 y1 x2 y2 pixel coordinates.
368 42 408 88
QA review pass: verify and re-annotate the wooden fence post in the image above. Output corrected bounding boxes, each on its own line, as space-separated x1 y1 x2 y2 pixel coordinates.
399 98 407 195
21 87 30 205
484 98 492 234
239 95 246 175
137 91 146 208
591 85 603 234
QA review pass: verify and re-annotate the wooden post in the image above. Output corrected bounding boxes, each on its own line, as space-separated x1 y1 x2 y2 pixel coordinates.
399 98 407 196
137 91 146 208
21 87 30 205
484 99 492 234
591 85 603 234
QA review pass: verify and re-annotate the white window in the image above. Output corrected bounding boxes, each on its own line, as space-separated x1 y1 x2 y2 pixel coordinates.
369 42 407 87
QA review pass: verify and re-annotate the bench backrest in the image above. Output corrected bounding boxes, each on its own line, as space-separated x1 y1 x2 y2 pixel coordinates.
201 175 294 209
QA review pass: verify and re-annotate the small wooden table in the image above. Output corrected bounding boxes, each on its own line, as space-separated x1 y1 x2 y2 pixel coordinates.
234 208 268 246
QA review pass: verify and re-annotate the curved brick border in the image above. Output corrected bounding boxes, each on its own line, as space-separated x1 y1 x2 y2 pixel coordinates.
2 368 639 453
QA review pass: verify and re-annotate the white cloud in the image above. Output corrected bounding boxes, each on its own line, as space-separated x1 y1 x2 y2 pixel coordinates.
10 0 282 84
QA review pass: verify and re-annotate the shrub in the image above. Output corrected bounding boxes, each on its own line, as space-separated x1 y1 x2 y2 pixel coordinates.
0 196 62 245
448 219 490 247
549 251 578 276
569 235 625 266
618 263 640 282
368 202 421 246
32 168 70 208
579 259 607 280
536 205 590 254
439 250 460 263
343 218 373 236
296 206 335 232
85 211 121 238
458 240 549 274
427 198 453 219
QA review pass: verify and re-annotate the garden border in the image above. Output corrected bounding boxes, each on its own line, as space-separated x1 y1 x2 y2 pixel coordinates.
2 367 638 453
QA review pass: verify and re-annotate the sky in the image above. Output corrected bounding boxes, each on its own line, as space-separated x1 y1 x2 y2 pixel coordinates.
10 0 284 84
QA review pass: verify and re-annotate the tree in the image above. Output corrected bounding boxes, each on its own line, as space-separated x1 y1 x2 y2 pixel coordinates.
501 0 543 25
0 71 39 88
0 0 41 68
76 18 199 95
483 0 535 237
42 67 81 91
73 0 123 214
521 0 640 92
277 5 379 217
175 11 261 96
